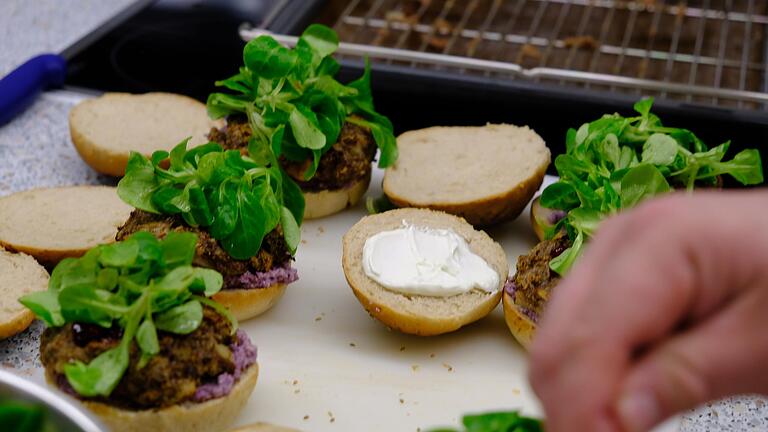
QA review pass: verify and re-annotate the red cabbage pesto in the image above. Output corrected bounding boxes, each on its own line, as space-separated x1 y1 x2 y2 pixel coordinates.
194 329 257 402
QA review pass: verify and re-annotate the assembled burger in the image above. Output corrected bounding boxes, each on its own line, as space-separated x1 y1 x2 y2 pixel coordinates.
20 232 258 432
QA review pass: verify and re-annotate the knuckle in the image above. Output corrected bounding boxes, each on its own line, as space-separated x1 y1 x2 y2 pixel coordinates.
632 195 682 226
650 346 711 411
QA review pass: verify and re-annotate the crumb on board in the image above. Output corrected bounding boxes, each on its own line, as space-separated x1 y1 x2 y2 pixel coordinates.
318 226 325 233
442 363 454 372
400 398 405 404
303 415 310 420
293 380 299 385
400 346 406 352
429 353 435 358
512 388 521 395
349 342 356 347
328 411 336 423
411 364 420 372
301 240 307 244
315 316 322 322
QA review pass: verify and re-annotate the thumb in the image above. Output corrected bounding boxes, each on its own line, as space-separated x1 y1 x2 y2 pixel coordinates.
615 289 768 432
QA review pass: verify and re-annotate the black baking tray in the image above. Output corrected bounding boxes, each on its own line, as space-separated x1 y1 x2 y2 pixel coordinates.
267 0 768 182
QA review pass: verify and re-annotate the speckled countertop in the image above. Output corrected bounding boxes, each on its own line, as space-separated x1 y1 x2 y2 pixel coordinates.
0 1 766 431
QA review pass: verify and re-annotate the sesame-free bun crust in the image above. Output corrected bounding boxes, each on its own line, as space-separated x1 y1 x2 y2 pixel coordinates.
70 92 219 176
303 171 370 220
342 208 508 336
0 186 133 265
502 291 537 350
48 363 258 432
213 284 287 321
0 248 49 339
383 125 550 226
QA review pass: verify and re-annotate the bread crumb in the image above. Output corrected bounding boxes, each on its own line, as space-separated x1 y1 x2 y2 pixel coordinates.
429 353 435 358
562 35 598 50
301 240 307 244
303 415 309 420
442 363 454 372
293 380 299 385
328 411 336 423
318 226 325 233
315 316 322 322
400 346 406 352
349 342 356 347
520 44 542 61
411 364 420 372
512 388 520 395
400 398 405 404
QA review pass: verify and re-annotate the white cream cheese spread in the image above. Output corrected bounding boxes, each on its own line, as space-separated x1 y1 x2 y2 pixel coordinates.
362 223 500 297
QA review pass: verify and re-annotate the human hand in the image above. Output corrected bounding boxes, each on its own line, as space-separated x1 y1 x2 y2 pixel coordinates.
528 190 768 432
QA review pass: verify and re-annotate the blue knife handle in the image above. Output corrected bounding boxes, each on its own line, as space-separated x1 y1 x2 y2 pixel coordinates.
0 54 67 126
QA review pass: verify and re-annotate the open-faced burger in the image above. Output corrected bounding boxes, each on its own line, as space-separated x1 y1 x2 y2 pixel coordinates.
20 232 258 432
504 98 764 348
206 24 398 219
116 138 304 320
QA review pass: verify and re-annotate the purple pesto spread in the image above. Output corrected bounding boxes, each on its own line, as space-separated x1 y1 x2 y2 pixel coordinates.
193 329 258 402
548 210 567 225
54 329 258 405
224 262 299 290
504 278 539 323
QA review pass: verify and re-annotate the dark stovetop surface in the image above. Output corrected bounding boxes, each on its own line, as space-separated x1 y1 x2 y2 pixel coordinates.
65 0 283 101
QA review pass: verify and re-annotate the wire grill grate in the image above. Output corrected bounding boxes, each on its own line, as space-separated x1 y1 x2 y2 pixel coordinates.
324 0 768 109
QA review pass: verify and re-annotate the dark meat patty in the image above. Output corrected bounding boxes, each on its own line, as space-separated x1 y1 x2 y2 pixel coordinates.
41 307 234 410
207 116 376 192
116 210 291 277
512 232 572 317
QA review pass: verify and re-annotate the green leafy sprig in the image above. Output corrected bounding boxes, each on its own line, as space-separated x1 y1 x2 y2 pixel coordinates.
541 98 763 274
19 232 232 397
117 138 304 260
427 411 544 432
207 24 398 179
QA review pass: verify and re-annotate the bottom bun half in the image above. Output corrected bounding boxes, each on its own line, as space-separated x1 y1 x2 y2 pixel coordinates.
51 363 259 432
502 291 537 350
302 172 371 220
213 283 287 321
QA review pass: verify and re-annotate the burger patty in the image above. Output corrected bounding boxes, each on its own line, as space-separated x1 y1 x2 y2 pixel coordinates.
41 307 234 410
207 116 376 191
116 209 291 277
512 232 572 317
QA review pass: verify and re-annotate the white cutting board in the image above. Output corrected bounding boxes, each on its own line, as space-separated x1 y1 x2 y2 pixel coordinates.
233 170 679 432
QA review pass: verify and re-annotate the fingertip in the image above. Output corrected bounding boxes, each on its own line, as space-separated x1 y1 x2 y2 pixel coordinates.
617 390 662 432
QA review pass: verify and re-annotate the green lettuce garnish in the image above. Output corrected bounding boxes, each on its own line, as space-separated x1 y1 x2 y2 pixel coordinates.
117 138 304 260
207 24 397 180
541 98 763 274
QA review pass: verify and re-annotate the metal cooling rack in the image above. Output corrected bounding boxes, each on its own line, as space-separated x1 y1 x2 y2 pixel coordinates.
245 0 768 109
